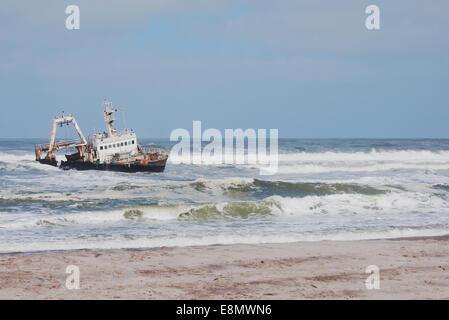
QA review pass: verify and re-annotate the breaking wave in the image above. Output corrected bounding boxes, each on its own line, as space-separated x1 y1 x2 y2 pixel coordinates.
0 177 387 200
433 184 449 192
2 189 449 230
278 149 449 162
224 179 387 198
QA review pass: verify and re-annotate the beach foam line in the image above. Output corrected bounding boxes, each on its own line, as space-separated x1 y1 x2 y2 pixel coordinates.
1 227 449 253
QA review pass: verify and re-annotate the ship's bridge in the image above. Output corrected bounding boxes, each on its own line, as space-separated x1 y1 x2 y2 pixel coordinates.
93 131 138 163
92 100 140 163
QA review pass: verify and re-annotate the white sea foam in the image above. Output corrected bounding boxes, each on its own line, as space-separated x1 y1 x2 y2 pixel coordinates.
2 146 449 253
267 192 449 217
1 227 448 254
167 150 449 166
4 150 449 167
254 150 449 175
278 150 449 163
2 190 448 230
0 177 255 203
275 163 449 174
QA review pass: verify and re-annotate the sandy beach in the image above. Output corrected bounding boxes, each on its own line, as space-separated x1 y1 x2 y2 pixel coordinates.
1 236 448 300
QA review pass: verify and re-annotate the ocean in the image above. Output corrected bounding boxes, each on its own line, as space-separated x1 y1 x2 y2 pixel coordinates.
1 138 449 253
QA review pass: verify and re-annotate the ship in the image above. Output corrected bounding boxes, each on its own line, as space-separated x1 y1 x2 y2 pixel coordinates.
35 100 168 173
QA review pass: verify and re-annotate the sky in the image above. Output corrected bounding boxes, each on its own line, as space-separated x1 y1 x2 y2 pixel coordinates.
0 0 448 139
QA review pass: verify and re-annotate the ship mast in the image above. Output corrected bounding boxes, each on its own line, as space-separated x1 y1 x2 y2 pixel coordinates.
102 99 117 137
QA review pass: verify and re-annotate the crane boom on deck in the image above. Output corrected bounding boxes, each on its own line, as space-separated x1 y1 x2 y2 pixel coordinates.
34 113 87 166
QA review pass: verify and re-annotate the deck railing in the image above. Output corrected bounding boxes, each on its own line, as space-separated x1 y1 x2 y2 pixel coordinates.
35 139 86 151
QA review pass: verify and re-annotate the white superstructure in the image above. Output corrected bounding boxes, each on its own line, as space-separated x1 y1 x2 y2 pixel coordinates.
92 100 139 163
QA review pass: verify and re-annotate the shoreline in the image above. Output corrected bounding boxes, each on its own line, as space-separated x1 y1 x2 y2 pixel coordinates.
2 233 449 256
1 236 448 299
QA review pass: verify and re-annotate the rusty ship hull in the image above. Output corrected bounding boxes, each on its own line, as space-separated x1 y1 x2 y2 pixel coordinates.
59 158 167 173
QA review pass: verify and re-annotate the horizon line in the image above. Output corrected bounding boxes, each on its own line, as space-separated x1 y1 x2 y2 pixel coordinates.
1 137 448 141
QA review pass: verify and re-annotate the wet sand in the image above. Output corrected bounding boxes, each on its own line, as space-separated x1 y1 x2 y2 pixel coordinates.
1 237 449 299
